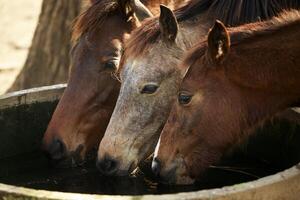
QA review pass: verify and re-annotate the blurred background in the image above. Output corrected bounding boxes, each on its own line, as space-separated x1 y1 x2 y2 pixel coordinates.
0 0 42 94
0 0 83 95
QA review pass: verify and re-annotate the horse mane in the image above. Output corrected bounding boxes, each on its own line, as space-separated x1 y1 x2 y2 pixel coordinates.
72 0 127 42
176 0 300 24
184 10 300 70
124 0 300 61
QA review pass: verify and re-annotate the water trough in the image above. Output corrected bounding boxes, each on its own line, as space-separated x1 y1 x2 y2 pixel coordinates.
0 85 300 200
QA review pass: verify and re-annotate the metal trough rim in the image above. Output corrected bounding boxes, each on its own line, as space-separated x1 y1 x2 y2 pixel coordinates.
0 85 299 200
0 84 66 109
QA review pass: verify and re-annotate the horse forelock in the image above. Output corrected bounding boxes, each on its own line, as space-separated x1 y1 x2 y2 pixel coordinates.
72 0 121 43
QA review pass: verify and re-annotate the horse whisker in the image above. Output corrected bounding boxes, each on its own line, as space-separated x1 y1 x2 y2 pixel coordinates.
209 165 261 178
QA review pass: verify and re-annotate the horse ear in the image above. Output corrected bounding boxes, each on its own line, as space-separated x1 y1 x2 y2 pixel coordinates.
130 0 154 21
159 5 178 42
207 20 230 65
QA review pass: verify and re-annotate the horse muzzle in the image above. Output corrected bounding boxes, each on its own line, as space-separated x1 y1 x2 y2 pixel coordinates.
152 156 195 185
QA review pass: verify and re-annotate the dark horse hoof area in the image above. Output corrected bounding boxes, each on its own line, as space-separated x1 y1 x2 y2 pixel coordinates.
1 86 300 198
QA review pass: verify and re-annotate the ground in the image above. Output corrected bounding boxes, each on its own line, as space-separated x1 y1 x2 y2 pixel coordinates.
0 0 42 95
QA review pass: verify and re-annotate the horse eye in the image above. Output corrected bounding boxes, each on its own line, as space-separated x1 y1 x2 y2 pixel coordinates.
141 84 159 94
178 92 193 105
104 61 117 70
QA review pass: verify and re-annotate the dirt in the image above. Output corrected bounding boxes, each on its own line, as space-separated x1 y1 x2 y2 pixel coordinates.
0 0 42 95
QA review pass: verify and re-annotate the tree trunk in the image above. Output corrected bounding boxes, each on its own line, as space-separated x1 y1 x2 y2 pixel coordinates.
8 0 82 92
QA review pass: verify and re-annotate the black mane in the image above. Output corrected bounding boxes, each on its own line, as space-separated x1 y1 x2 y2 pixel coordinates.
122 0 300 61
176 0 300 26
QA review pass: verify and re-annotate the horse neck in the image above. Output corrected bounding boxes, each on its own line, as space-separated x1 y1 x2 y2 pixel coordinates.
226 20 300 134
228 20 300 94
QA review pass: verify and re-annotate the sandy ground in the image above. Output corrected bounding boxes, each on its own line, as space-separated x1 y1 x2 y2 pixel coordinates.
0 0 42 95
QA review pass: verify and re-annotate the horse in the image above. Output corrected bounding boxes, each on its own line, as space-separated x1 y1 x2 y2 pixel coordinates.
42 0 186 166
97 0 300 176
152 10 300 185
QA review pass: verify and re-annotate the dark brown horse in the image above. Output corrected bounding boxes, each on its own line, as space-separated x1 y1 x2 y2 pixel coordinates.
42 0 187 165
98 0 300 176
153 10 300 184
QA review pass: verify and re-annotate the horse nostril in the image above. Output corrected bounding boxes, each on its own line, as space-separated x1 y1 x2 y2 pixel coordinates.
97 157 118 176
152 157 161 177
46 139 66 161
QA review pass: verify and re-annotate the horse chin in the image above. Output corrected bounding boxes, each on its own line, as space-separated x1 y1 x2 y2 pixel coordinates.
159 157 195 185
49 145 90 168
174 175 195 185
173 160 195 185
50 155 85 169
159 168 195 185
116 160 139 176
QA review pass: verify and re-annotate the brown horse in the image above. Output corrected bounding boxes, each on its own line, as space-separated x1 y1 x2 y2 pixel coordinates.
153 10 300 185
41 0 188 165
98 0 300 175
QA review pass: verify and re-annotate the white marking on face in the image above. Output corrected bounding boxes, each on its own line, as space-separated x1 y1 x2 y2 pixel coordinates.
153 136 161 159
